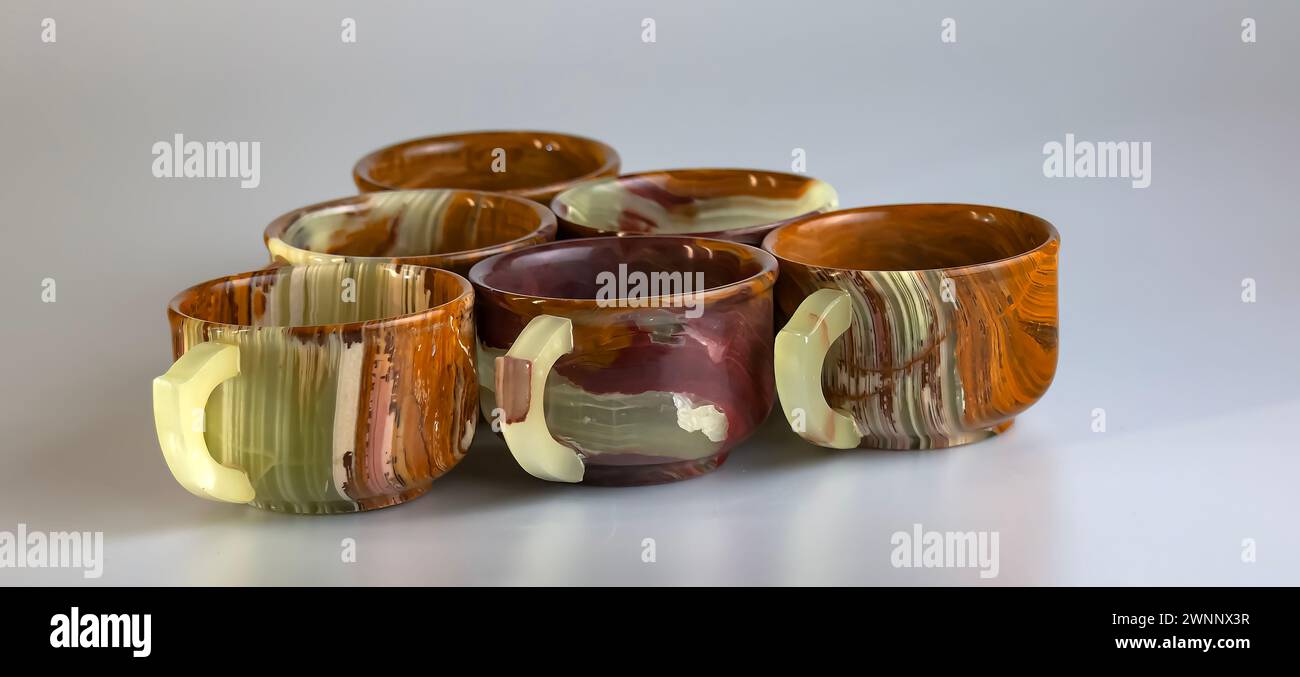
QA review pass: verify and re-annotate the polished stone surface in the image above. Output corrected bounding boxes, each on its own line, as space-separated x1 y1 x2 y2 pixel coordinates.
1 0 1296 585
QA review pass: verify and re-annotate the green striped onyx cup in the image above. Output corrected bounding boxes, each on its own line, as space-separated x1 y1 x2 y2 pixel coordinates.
152 262 478 514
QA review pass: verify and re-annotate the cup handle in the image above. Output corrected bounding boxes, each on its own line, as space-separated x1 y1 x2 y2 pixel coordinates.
774 288 863 449
494 314 584 483
152 342 256 503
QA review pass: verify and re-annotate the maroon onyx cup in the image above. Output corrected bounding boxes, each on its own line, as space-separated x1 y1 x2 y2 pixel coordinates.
469 236 777 485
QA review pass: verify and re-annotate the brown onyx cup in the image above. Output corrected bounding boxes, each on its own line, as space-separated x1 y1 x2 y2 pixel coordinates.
469 236 777 486
263 189 556 276
152 262 477 514
551 168 838 245
353 130 620 205
764 204 1060 451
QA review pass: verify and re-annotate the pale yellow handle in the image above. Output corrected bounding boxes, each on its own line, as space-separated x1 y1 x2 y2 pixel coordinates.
152 342 256 503
774 289 863 449
494 314 584 483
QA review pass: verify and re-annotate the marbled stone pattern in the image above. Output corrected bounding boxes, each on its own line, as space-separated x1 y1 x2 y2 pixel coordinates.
264 189 556 276
352 130 620 205
767 204 1060 450
167 262 478 513
552 168 838 244
471 236 777 485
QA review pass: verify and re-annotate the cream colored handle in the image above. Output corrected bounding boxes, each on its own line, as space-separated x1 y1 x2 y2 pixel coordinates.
494 315 584 483
774 289 863 449
152 342 256 503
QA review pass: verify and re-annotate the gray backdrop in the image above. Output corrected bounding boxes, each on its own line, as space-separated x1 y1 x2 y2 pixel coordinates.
1 0 1296 585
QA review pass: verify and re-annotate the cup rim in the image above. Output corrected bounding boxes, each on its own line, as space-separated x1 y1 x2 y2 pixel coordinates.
262 188 558 268
167 262 473 333
762 203 1061 275
551 167 839 240
352 129 621 198
468 234 779 304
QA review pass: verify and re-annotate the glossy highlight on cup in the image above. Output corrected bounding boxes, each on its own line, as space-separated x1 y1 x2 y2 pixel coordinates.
551 168 838 244
764 204 1060 450
353 130 620 205
469 236 777 486
152 262 478 514
263 189 557 276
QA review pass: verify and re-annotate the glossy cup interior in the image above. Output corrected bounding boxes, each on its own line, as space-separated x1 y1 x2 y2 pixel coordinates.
172 261 470 328
470 236 777 486
165 262 477 514
552 168 838 244
472 235 774 301
764 203 1056 271
263 189 557 275
353 130 620 204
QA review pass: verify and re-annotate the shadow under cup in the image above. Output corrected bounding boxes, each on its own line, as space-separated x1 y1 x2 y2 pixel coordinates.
470 236 777 486
156 262 477 514
763 204 1060 450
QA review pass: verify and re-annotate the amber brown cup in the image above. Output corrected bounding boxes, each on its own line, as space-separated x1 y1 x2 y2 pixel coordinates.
551 168 838 244
353 130 620 205
469 236 777 486
263 189 556 276
763 204 1060 451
